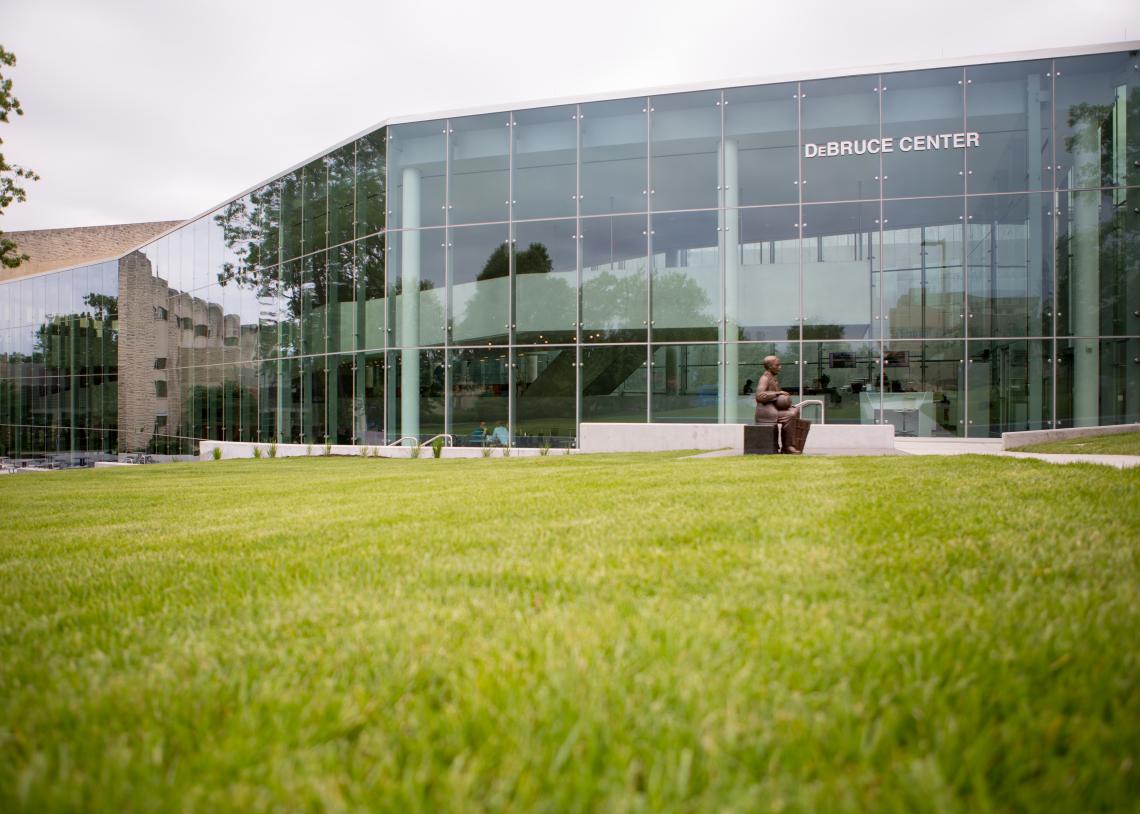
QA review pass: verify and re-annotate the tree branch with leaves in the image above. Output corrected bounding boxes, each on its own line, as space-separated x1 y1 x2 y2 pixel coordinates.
1 45 39 268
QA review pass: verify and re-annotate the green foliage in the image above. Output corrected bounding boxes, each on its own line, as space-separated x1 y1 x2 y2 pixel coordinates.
539 439 551 456
359 445 369 458
211 447 221 461
481 444 493 458
0 45 39 269
306 444 313 456
409 443 421 459
252 446 262 459
267 443 277 459
0 455 1136 811
431 437 444 458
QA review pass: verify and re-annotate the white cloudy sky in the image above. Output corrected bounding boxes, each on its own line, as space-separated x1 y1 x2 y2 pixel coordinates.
3 0 1138 231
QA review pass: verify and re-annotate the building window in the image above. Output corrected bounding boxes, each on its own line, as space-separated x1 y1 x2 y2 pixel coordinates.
153 306 169 321
154 380 168 398
154 357 167 370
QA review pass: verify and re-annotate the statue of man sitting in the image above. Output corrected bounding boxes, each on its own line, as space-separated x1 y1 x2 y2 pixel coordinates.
754 355 811 454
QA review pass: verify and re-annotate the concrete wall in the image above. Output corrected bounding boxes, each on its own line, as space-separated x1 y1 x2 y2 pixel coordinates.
579 422 897 455
1002 423 1140 449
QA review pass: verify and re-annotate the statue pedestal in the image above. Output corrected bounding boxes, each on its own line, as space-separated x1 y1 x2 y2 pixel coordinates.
744 424 779 455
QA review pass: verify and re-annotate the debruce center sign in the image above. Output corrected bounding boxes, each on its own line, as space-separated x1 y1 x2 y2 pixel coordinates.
804 131 981 157
0 41 1137 463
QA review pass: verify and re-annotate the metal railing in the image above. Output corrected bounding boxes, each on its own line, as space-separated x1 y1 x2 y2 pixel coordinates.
384 434 455 448
796 399 826 424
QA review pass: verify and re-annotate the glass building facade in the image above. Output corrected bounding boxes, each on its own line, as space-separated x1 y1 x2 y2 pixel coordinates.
2 44 1138 459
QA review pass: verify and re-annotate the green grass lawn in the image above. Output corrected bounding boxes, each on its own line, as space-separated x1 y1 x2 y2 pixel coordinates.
1 454 1138 812
1016 430 1140 455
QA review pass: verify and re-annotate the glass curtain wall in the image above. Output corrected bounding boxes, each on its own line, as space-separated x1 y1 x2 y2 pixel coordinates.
2 47 1137 455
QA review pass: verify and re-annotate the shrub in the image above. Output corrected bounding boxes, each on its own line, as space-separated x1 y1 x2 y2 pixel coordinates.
539 440 551 457
359 445 369 458
481 444 493 458
212 447 222 461
268 443 277 459
409 443 421 459
431 437 444 458
253 446 262 459
502 444 511 458
306 444 313 456
323 441 332 456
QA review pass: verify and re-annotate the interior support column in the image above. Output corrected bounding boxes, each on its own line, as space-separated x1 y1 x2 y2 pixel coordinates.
400 167 421 443
720 138 740 421
1070 115 1100 426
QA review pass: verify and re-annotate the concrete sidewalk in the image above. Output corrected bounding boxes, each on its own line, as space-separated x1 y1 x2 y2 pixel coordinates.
895 438 1140 470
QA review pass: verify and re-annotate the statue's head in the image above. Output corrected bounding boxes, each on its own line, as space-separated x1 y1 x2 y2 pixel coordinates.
763 355 781 374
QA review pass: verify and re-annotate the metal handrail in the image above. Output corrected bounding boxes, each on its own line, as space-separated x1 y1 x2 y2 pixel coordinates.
419 434 454 448
384 436 419 447
796 399 826 424
384 434 455 448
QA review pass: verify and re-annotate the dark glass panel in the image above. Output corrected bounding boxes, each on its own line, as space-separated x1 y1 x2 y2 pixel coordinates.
449 112 509 225
650 343 719 423
801 74 881 202
327 353 354 445
512 219 577 344
966 194 1053 338
649 90 721 211
580 97 647 216
580 344 647 423
327 142 356 247
386 348 445 443
388 228 445 347
301 252 325 356
450 347 509 444
724 82 799 206
801 341 879 426
358 350 384 445
966 339 1051 436
449 223 510 345
512 105 577 221
355 129 386 237
1056 187 1140 337
258 359 279 442
279 170 303 262
513 346 576 447
650 210 719 341
581 214 648 343
802 202 879 343
388 120 446 229
965 59 1052 194
256 265 282 360
356 234 385 352
302 157 328 257
1056 338 1140 427
1055 51 1140 189
881 197 964 339
279 259 302 357
881 68 965 199
326 244 355 354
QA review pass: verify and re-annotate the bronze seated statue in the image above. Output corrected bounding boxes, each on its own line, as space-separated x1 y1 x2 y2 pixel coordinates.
754 355 811 454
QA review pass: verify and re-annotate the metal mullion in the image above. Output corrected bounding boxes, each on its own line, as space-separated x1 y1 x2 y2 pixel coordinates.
574 103 582 445
796 81 805 403
508 112 516 441
718 89 727 423
962 66 973 437
443 120 452 440
1049 59 1058 427
875 75 885 426
645 96 652 423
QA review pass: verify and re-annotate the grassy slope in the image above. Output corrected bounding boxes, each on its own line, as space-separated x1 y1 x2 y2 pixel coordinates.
1016 430 1140 455
1 454 1138 813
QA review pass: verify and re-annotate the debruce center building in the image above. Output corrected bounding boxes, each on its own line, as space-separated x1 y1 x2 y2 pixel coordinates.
1 42 1138 460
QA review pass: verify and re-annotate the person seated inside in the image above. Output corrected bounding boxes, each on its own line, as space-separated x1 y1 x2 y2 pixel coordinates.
490 420 510 447
469 420 488 446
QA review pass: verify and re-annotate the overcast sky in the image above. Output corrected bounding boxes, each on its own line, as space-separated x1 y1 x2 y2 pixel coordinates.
3 0 1138 232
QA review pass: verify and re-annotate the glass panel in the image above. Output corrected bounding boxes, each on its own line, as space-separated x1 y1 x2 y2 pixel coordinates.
724 82 799 206
730 342 799 424
388 120 446 229
356 234 385 352
449 112 509 226
449 223 509 345
802 341 881 426
966 339 1050 436
327 143 356 247
512 105 576 221
279 171 303 263
650 90 720 211
301 252 325 356
1055 51 1140 189
650 343 719 422
881 197 964 339
326 245 355 354
388 228 445 347
301 157 328 256
513 346 576 447
580 97 647 216
1057 338 1140 427
731 206 799 341
450 347 509 445
387 348 445 442
257 180 281 268
513 219 577 344
256 266 281 360
306 355 328 444
328 353 354 444
802 202 878 343
881 67 965 199
882 340 964 436
965 59 1052 194
279 260 302 357
650 210 719 341
801 74 881 202
581 344 647 423
966 194 1052 338
258 359 279 442
581 214 647 343
1056 188 1140 337
355 129 386 238
358 350 384 445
